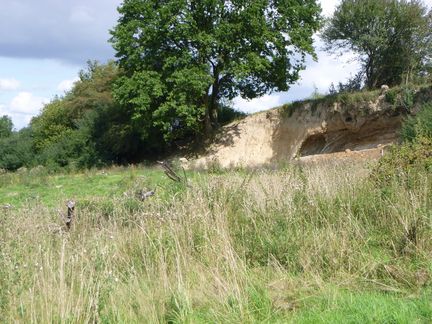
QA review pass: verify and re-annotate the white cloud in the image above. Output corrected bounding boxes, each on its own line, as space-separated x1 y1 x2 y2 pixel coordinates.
57 77 79 92
233 94 284 114
0 78 20 91
9 92 48 115
298 49 359 93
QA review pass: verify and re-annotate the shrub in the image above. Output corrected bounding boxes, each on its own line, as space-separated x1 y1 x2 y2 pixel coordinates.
0 128 35 171
385 88 398 105
372 102 432 187
401 103 432 142
373 103 432 185
400 86 415 110
372 137 432 186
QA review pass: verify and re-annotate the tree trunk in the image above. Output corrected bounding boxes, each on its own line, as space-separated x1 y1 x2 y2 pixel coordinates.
204 106 212 136
203 91 212 137
209 71 220 128
203 70 220 137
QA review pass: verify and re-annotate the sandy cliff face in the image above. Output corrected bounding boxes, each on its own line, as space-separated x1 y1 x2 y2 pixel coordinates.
190 87 430 168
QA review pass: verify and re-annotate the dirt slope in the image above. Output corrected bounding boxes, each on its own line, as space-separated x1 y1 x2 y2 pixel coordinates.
188 86 430 169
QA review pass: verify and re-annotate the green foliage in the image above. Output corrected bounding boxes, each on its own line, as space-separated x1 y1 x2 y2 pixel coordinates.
36 116 100 171
323 0 432 89
384 85 418 111
0 115 13 138
0 128 35 171
402 103 432 142
28 61 156 170
385 88 398 105
31 99 73 152
331 71 364 93
373 103 432 185
373 137 432 186
401 85 415 110
217 104 246 126
110 0 322 138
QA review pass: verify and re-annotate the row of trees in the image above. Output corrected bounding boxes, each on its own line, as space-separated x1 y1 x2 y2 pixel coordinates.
1 62 187 171
0 61 244 171
1 0 431 171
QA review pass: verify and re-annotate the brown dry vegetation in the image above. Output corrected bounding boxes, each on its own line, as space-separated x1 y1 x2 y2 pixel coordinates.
1 160 431 322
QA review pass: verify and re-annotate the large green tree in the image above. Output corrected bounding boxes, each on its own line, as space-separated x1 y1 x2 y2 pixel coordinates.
110 0 321 138
322 0 432 89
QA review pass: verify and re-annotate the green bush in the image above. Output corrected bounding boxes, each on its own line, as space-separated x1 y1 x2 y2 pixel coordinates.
401 86 415 109
372 137 432 185
0 128 35 171
384 86 417 111
385 88 398 105
373 103 432 185
401 103 432 142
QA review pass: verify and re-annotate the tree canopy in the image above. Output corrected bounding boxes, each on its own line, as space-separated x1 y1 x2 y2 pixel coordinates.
30 61 146 169
110 0 322 138
0 115 13 139
322 0 432 89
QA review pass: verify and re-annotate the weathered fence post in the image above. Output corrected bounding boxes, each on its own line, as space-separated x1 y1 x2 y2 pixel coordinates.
65 200 76 229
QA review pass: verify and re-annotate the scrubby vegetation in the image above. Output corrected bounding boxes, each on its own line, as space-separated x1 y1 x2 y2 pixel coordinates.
373 102 432 185
281 83 431 120
1 155 431 322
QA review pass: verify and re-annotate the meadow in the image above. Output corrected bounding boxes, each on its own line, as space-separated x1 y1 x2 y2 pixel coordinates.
0 161 431 323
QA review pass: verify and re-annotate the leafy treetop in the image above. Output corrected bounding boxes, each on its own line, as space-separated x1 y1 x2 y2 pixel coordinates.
110 0 322 138
322 0 432 89
0 115 13 139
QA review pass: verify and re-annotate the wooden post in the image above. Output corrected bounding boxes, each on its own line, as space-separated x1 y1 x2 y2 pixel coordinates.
65 200 76 229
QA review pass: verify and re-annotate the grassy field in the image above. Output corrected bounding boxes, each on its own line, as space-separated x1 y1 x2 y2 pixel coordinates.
0 161 431 323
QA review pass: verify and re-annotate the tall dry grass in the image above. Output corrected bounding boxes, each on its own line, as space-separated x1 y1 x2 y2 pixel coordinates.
0 161 431 322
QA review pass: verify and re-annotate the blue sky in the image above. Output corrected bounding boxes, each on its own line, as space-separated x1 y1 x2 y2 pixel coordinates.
0 0 431 129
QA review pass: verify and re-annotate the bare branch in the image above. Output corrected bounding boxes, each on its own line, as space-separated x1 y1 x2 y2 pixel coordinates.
158 161 182 182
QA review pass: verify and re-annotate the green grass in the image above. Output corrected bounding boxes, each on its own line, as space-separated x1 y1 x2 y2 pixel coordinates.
0 161 431 322
279 84 432 120
0 166 172 208
292 288 432 323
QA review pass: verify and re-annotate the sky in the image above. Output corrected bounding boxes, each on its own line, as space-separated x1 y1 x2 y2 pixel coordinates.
0 0 431 129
